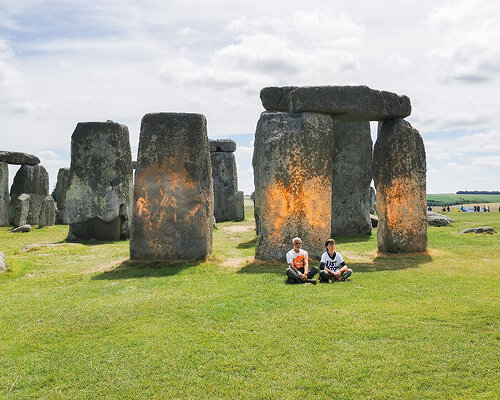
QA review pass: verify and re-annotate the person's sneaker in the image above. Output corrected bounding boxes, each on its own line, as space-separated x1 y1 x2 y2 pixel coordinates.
339 269 352 281
306 279 317 285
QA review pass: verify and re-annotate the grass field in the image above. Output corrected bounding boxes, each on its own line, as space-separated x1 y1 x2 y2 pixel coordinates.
427 193 500 206
0 205 499 399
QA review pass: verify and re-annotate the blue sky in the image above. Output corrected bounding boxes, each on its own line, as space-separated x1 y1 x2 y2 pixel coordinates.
1 0 499 195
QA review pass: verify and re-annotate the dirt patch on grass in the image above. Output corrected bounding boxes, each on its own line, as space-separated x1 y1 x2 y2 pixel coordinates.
221 256 254 269
221 226 254 233
87 258 128 274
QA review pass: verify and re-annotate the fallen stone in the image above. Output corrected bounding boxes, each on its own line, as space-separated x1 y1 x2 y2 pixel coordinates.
427 211 455 227
289 86 411 121
458 226 495 234
10 224 32 233
209 139 236 153
253 111 334 260
19 243 79 253
65 121 133 240
10 165 49 225
211 151 238 222
373 118 427 253
0 150 40 165
235 191 245 221
331 121 372 236
54 167 70 224
131 112 214 260
370 214 378 227
0 162 9 226
0 251 6 272
38 195 56 227
260 86 298 111
11 193 30 228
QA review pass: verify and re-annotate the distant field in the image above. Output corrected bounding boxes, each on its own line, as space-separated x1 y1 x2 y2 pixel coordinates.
427 193 500 206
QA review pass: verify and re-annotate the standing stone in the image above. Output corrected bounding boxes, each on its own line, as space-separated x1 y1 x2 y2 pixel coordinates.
54 167 71 224
130 113 213 260
10 165 49 225
11 194 30 228
209 139 237 153
65 122 133 241
331 121 372 236
235 191 245 221
210 140 238 222
373 118 427 253
39 195 56 227
253 111 334 260
0 162 9 226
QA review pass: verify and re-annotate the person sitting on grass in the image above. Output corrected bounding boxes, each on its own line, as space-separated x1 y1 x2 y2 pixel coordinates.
286 237 317 284
319 238 352 283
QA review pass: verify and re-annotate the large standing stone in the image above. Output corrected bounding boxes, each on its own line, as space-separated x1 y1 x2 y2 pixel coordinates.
210 139 237 153
331 121 372 236
211 149 238 222
373 118 427 253
235 191 245 221
11 193 30 228
130 113 214 260
54 167 71 224
10 165 49 225
65 122 133 241
259 86 298 111
0 150 40 165
0 162 9 226
253 111 334 260
39 196 56 227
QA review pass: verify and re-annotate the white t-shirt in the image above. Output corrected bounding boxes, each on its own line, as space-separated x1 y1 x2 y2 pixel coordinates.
320 251 345 272
286 248 308 269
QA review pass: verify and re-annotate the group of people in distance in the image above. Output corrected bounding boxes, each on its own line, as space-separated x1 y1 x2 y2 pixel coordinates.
285 237 353 285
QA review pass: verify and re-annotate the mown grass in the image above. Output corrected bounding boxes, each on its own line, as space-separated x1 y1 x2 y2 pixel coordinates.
0 208 499 399
427 193 500 205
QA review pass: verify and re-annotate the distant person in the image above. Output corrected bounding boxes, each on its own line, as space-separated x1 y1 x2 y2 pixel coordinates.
319 238 352 283
428 206 432 211
447 206 450 212
442 206 446 212
286 237 317 284
487 206 490 212
483 205 487 212
474 205 477 212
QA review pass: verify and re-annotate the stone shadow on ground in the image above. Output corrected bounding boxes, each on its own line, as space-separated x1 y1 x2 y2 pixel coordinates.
236 237 257 249
92 259 202 280
237 253 433 275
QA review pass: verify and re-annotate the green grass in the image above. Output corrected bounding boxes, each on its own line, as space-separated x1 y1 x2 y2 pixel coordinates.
0 209 499 399
427 193 500 206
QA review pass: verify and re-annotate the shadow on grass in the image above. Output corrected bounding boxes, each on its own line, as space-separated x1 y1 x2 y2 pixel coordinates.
92 259 202 280
237 253 433 275
236 237 257 249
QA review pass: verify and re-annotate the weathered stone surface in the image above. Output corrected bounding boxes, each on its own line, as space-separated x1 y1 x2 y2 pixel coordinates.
427 211 455 227
131 113 214 260
0 251 6 272
39 196 56 227
54 167 70 224
289 86 411 121
331 121 372 236
211 151 237 222
0 150 40 165
370 186 376 214
373 118 427 253
0 162 9 226
65 122 133 240
253 111 334 260
11 224 32 233
260 86 298 111
11 193 30 227
370 214 378 227
458 226 494 234
10 165 49 225
235 191 245 221
210 139 236 153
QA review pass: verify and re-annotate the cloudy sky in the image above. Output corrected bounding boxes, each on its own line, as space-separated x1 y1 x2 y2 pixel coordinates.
1 0 499 194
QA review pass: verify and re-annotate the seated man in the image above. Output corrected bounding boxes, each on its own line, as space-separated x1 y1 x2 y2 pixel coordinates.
286 237 318 284
319 238 353 283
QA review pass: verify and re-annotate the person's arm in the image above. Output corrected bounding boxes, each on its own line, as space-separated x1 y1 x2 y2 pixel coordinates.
333 261 348 277
289 262 306 280
303 254 309 276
